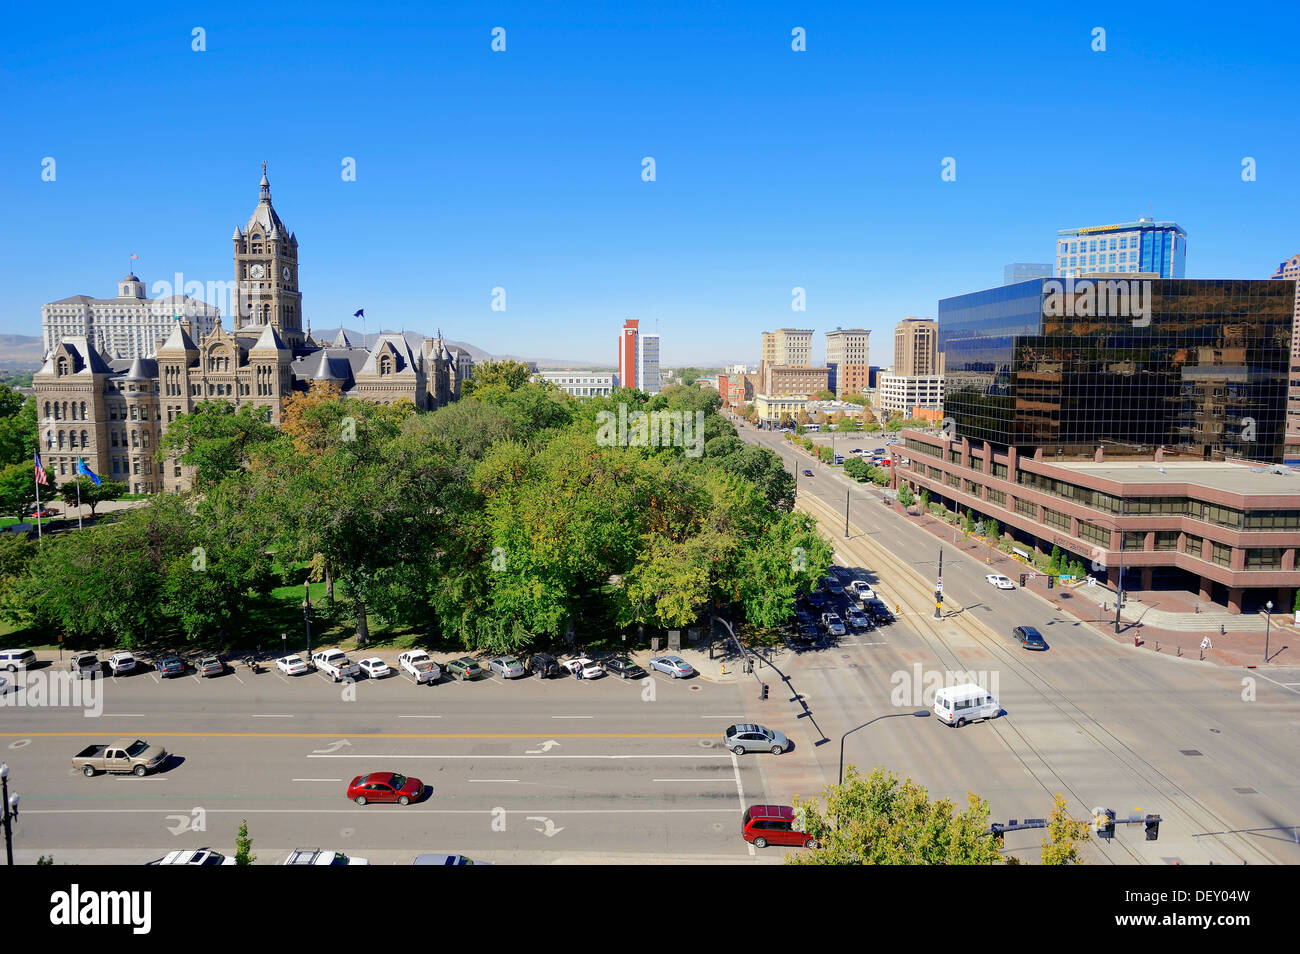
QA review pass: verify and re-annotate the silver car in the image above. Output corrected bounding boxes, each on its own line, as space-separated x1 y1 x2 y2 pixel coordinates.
648 655 695 678
821 612 846 636
724 723 789 755
488 656 527 679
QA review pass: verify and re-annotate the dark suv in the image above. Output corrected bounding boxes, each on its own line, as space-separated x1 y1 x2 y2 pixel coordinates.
528 652 563 678
1013 626 1048 651
862 599 894 625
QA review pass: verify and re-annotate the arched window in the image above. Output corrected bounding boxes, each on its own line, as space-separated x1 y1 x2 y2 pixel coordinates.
57 430 65 449
57 357 68 375
45 430 52 450
43 402 50 419
62 402 69 420
81 430 89 449
131 430 138 448
379 356 392 375
81 401 87 419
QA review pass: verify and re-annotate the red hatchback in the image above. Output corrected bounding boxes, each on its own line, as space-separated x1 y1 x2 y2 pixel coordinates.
347 772 424 806
741 804 818 849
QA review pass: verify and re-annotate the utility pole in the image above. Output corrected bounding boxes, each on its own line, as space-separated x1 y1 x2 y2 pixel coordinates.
844 488 850 539
934 548 943 619
1113 534 1125 634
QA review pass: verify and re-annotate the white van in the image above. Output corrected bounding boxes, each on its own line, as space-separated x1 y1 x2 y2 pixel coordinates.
933 683 1000 727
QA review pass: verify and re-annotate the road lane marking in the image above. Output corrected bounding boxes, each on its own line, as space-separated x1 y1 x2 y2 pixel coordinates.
103 714 144 718
469 779 520 783
730 750 753 857
551 715 594 719
292 778 342 782
250 714 293 718
398 715 443 719
653 778 719 782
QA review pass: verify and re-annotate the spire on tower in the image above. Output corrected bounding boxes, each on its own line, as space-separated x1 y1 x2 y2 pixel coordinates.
260 161 271 201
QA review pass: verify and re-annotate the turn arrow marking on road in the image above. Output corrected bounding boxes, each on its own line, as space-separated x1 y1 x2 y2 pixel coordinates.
525 740 561 754
311 739 352 754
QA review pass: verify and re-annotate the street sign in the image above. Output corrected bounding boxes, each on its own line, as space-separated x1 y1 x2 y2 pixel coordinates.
935 581 944 591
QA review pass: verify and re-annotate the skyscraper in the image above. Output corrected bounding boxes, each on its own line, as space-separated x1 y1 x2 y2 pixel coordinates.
825 327 870 397
638 333 661 394
618 318 639 390
1271 253 1300 462
893 318 939 377
1055 217 1187 278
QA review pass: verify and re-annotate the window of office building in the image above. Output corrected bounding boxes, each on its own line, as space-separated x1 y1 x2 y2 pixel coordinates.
948 450 961 465
1212 542 1232 567
1184 534 1204 558
1245 548 1284 570
1244 510 1300 530
1155 531 1180 551
964 480 982 496
1192 501 1243 529
1123 531 1147 551
946 473 961 489
928 465 942 479
1043 507 1070 532
986 488 1006 507
1078 521 1110 547
992 462 1008 479
1015 497 1037 518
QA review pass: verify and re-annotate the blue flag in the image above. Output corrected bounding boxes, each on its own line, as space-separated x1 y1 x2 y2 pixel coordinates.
76 458 101 487
353 308 364 318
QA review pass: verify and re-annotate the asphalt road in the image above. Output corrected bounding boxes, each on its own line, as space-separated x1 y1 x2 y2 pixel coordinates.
737 421 1300 864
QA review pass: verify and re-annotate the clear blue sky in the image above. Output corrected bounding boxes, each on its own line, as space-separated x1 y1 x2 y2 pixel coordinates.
2 2 1297 366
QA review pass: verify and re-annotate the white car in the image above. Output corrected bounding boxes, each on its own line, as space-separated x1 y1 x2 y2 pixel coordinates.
151 848 236 866
358 657 392 679
821 612 846 636
283 848 369 866
849 580 876 601
986 574 1016 590
107 651 136 675
648 656 696 679
562 657 604 679
276 654 309 676
398 650 440 685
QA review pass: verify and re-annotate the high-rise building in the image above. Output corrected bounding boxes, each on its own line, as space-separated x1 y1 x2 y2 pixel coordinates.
42 274 220 359
638 332 661 394
825 327 870 397
760 328 812 370
894 318 939 377
618 318 639 389
1055 217 1187 278
1004 263 1052 285
1271 253 1300 462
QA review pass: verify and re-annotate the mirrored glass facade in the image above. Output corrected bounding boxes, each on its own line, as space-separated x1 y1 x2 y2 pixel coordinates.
939 279 1294 462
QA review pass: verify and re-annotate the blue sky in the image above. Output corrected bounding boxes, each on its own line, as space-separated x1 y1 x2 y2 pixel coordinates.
2 2 1297 366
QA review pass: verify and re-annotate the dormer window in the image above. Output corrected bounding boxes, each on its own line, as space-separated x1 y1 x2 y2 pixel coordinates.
57 357 69 376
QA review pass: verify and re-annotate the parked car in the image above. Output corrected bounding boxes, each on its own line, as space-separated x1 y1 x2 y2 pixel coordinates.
741 804 817 849
196 656 225 678
0 649 37 672
69 652 100 678
30 507 60 518
283 848 369 866
275 654 309 676
72 738 168 777
647 655 695 679
357 657 393 679
801 469 813 477
846 608 871 630
155 655 185 678
528 652 563 678
488 656 528 679
808 590 828 609
107 651 136 675
1013 625 1049 651
822 576 844 596
862 599 894 625
602 656 647 679
312 648 361 682
872 447 886 455
148 848 235 866
848 580 876 601
398 649 440 684
444 657 483 681
562 657 604 680
986 573 1016 590
724 723 789 755
850 448 863 455
412 854 487 865
796 622 821 642
821 612 846 636
794 606 813 625
347 771 423 806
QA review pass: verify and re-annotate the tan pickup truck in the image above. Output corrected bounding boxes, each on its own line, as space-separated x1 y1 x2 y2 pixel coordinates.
72 738 169 777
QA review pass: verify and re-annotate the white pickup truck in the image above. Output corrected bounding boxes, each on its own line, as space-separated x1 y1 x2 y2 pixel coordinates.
282 848 369 866
311 649 360 682
398 649 440 685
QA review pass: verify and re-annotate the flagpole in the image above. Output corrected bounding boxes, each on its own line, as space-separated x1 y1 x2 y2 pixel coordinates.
33 460 42 544
76 474 83 530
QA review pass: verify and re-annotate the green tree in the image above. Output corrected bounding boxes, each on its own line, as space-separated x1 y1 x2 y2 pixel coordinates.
55 477 127 517
0 461 37 518
790 766 1004 865
842 457 869 481
1047 544 1062 574
818 446 835 463
1041 793 1090 864
863 419 881 432
157 401 280 490
963 509 974 533
461 359 535 398
0 394 37 467
235 819 255 866
898 484 914 508
840 392 869 406
919 489 930 509
885 418 904 432
986 518 999 541
835 417 860 432
813 389 835 401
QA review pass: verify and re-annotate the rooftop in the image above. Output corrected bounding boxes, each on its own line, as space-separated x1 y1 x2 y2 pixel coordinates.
1054 460 1300 496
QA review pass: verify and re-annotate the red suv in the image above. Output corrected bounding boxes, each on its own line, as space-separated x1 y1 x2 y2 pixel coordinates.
741 804 818 849
347 772 424 806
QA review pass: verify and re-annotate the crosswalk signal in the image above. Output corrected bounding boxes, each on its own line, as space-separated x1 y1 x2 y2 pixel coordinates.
1047 575 1055 590
1144 814 1161 841
1019 574 1027 587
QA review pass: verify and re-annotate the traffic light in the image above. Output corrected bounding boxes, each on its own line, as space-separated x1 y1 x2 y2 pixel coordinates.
1091 807 1115 839
1047 575 1055 590
1019 574 1027 587
989 822 1005 842
1144 814 1161 841
760 683 769 701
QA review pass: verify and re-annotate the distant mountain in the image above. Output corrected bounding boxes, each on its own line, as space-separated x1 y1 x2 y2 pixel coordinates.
0 334 45 369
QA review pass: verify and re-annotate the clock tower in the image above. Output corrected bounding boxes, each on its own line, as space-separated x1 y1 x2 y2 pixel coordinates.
232 163 303 347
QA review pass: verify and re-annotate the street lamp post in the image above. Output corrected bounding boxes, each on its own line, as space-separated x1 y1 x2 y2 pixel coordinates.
0 763 18 865
1265 599 1273 663
1113 533 1126 635
303 582 313 660
839 711 930 784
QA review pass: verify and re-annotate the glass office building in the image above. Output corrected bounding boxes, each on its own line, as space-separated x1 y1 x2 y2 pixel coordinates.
939 279 1294 463
1056 218 1187 278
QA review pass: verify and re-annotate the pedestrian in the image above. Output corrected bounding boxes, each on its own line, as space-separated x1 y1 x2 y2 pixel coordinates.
575 662 582 681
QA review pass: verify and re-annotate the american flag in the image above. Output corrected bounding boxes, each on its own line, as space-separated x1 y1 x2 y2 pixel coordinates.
33 452 48 486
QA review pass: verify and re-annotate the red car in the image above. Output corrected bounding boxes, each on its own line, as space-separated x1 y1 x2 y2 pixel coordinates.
741 804 818 849
347 772 423 806
31 507 60 518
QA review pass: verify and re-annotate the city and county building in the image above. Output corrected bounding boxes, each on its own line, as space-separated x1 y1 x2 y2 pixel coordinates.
938 278 1294 463
877 374 943 415
1004 263 1052 285
754 394 808 425
34 167 471 495
1056 216 1187 279
1270 252 1300 462
893 318 940 376
762 364 829 399
898 438 1300 613
533 370 618 397
42 273 220 359
824 327 870 396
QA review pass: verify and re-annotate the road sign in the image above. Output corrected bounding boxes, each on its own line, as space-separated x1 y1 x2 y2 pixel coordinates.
935 581 944 591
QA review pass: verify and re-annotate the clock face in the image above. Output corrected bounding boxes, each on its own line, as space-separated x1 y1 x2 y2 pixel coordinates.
282 266 291 281
249 264 265 279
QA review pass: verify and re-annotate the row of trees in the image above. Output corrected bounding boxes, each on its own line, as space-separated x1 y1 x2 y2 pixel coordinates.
0 365 834 652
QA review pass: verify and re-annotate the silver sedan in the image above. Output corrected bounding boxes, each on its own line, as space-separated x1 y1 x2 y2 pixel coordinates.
489 656 528 679
648 656 695 679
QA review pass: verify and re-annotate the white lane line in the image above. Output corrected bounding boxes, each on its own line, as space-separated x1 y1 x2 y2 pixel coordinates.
306 759 733 764
398 715 443 719
231 672 245 685
468 779 519 783
653 778 718 782
700 715 736 719
551 715 594 719
730 750 754 857
250 714 293 718
292 778 342 782
1247 670 1300 696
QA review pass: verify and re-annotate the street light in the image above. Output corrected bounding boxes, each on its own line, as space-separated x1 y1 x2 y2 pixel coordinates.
1 762 19 865
303 582 313 660
839 711 930 784
1265 599 1273 663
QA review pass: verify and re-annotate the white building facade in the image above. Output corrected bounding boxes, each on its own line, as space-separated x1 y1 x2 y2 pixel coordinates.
877 374 944 415
534 370 618 397
43 274 220 360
